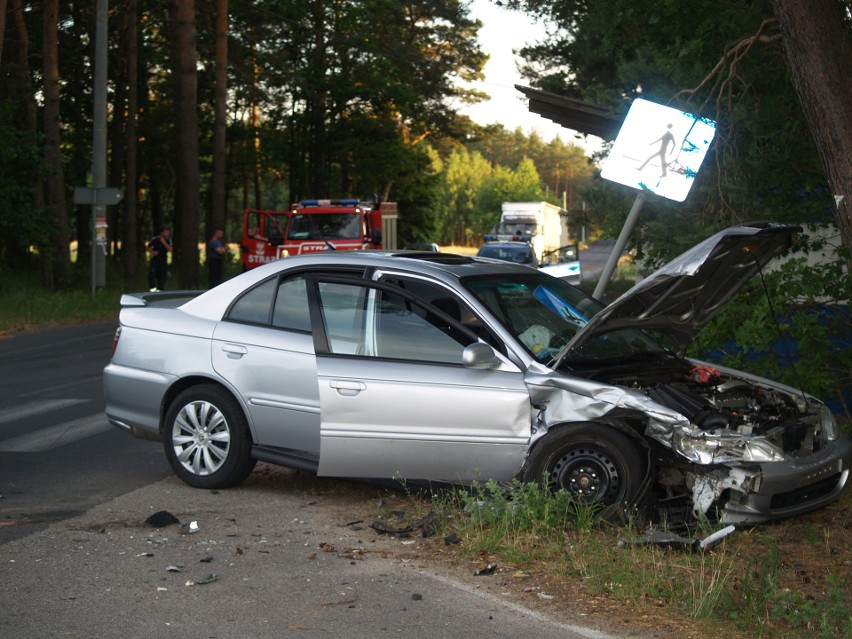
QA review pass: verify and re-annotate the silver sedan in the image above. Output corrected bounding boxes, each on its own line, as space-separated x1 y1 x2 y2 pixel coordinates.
104 222 851 525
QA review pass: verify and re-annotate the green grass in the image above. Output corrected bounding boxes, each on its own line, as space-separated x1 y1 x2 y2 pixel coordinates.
0 269 125 336
429 480 852 639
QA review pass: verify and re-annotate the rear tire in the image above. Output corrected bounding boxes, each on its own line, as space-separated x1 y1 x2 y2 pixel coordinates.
523 423 647 521
163 384 256 489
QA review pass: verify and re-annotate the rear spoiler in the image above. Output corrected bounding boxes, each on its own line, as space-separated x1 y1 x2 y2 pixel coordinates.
119 290 204 308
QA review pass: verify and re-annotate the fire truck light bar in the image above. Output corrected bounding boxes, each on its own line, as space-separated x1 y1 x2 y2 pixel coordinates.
299 199 360 207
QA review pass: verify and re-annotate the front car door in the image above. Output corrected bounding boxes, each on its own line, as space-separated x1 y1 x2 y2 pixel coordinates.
309 276 532 482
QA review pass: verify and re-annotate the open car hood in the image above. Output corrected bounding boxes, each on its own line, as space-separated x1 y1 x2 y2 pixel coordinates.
559 222 800 359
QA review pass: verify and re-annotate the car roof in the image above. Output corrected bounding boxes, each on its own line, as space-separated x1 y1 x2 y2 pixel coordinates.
178 250 535 320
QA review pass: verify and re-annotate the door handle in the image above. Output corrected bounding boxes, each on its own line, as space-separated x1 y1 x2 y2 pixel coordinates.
222 343 248 359
329 379 366 396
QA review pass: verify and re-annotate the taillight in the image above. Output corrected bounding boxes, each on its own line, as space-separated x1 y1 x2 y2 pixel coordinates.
111 326 122 358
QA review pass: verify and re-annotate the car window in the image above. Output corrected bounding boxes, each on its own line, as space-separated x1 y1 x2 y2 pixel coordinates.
272 275 311 331
226 278 276 324
380 276 504 353
316 281 473 364
465 274 595 361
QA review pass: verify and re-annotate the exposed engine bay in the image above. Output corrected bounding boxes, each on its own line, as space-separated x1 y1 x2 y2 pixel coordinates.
590 356 831 460
555 355 842 524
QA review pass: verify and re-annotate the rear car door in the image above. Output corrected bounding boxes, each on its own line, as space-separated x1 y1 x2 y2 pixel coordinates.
309 276 532 482
212 274 321 454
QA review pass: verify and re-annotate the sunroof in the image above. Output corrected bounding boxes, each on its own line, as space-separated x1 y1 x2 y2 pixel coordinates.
392 251 476 265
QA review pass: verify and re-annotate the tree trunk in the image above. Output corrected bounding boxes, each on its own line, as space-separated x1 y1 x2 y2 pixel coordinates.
11 0 46 271
308 0 328 196
0 0 7 67
110 5 129 261
42 0 72 287
770 0 852 265
209 0 228 237
124 0 140 286
168 0 201 288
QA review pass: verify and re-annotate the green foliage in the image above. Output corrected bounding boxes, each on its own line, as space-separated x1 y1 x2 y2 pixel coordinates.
0 269 122 335
509 0 835 244
0 100 53 270
689 233 851 417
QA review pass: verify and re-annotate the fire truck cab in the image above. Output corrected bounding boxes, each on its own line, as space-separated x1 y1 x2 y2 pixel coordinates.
240 199 388 270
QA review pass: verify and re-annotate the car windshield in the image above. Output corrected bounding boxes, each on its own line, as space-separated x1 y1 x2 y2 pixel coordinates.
287 213 361 240
463 273 666 366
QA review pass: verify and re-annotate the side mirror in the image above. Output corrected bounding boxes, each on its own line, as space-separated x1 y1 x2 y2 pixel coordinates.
462 343 500 369
371 228 382 245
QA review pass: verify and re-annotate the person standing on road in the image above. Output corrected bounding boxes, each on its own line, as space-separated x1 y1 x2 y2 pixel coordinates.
147 226 172 291
207 227 226 288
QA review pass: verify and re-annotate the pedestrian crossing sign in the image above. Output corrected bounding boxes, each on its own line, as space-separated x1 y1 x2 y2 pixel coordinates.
601 98 716 202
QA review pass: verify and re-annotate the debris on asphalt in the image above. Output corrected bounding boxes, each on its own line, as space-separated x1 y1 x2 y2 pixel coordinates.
199 555 214 563
179 520 200 535
166 565 183 573
411 593 423 601
145 510 179 528
370 511 437 535
537 592 555 600
147 536 167 545
187 572 219 586
474 563 497 576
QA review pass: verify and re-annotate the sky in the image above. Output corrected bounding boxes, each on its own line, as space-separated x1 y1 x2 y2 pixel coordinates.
459 0 575 143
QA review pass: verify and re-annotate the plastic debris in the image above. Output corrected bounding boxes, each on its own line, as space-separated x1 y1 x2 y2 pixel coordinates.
195 573 219 585
444 533 460 546
147 536 167 545
618 524 736 551
145 511 179 528
474 563 497 576
166 565 183 573
179 520 200 535
199 555 214 563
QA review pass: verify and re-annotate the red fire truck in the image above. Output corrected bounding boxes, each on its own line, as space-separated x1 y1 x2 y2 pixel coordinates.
240 199 393 270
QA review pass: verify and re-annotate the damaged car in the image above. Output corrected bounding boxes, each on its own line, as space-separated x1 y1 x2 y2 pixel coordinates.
104 222 851 525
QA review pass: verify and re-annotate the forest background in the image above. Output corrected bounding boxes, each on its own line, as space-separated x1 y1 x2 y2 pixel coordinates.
0 0 849 414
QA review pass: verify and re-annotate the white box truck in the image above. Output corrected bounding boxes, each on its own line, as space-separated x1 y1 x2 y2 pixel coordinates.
487 202 569 262
484 201 581 282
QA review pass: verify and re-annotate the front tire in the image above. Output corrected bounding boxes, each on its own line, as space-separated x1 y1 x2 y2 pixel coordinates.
523 423 647 520
164 384 256 489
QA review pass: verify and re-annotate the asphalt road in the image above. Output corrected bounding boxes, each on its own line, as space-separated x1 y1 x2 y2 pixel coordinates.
0 322 641 639
579 239 617 285
0 320 172 543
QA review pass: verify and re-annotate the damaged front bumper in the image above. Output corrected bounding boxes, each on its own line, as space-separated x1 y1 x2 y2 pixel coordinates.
689 436 852 524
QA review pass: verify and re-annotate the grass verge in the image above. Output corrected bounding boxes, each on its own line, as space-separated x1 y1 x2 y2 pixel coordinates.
422 480 852 639
0 270 125 336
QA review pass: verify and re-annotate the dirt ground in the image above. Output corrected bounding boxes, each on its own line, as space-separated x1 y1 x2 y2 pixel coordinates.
252 465 852 639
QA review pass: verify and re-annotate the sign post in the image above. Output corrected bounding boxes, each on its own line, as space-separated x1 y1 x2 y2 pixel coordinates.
595 99 716 299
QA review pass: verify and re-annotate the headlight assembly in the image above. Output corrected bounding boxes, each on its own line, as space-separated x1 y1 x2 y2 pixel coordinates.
673 433 786 464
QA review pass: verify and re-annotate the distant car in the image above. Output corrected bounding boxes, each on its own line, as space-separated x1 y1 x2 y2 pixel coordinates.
403 242 440 252
104 223 851 525
477 241 539 267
